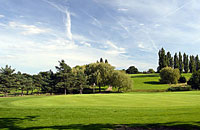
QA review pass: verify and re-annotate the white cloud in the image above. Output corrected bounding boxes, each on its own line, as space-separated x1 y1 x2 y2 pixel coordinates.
0 14 4 18
105 41 126 55
138 42 145 49
118 8 128 12
65 10 73 41
80 41 91 47
9 22 49 35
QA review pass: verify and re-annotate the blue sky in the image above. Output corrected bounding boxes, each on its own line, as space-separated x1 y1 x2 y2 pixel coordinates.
0 0 199 74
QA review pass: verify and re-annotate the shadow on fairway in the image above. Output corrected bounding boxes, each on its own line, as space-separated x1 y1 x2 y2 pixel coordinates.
144 81 162 85
0 116 39 130
131 74 159 78
1 117 200 130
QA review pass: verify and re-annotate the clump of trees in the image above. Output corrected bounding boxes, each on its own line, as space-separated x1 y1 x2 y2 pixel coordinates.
158 48 199 73
0 58 133 96
187 70 200 89
126 66 138 74
159 67 180 84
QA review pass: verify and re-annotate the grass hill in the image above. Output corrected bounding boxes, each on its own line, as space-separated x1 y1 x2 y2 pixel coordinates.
1 73 200 130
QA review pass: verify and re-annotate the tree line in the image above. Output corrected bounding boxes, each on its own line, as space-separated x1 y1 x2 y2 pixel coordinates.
158 48 199 73
0 58 133 97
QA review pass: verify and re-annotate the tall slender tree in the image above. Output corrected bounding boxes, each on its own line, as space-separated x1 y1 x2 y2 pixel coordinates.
174 53 179 69
55 60 73 95
158 48 167 72
189 55 196 73
183 53 189 73
178 52 184 73
195 55 200 71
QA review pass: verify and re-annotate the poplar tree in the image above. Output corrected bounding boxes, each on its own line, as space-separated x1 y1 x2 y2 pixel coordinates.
195 55 200 71
189 55 196 73
179 52 184 73
183 53 189 73
174 53 179 69
158 48 167 72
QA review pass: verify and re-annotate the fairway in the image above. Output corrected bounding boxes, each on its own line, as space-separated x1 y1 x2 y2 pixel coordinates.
131 73 192 91
1 91 200 129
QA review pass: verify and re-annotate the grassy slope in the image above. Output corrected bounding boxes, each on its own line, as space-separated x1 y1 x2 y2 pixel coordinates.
131 73 192 91
1 91 200 129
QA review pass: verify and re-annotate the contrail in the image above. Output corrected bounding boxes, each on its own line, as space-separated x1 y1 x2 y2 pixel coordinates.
164 0 193 18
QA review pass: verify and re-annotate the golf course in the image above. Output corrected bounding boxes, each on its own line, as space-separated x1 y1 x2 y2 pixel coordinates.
1 73 200 130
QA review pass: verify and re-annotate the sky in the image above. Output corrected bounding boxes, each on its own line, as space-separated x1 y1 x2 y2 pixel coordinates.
0 0 200 74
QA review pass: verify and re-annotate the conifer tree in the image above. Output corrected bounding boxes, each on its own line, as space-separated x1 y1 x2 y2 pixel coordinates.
189 55 196 73
195 55 200 71
183 53 189 73
174 53 179 69
179 52 184 73
158 48 167 72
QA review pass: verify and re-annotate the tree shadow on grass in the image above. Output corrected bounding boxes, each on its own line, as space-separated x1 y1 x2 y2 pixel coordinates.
0 116 39 130
143 81 162 85
131 75 159 78
1 117 200 130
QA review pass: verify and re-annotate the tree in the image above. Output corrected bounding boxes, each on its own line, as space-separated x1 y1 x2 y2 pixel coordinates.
0 65 15 96
178 52 184 73
126 66 138 74
105 59 108 64
158 48 167 72
110 71 133 92
166 52 173 68
195 55 200 71
55 60 73 95
188 70 200 89
147 69 155 73
73 70 88 94
160 67 180 84
183 53 189 73
39 70 55 94
85 62 115 93
100 58 104 63
189 55 195 73
174 53 179 69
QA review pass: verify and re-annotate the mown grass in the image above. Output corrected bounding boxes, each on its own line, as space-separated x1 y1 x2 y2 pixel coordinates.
1 91 200 129
0 73 197 130
130 73 192 92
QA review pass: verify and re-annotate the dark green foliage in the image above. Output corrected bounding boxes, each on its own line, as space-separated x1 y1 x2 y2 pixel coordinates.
158 48 167 72
187 70 200 89
73 68 88 94
160 67 180 84
179 52 184 73
147 69 155 73
174 53 179 69
195 55 200 71
179 76 187 83
100 58 104 63
189 56 196 73
183 53 189 73
0 65 16 96
126 66 138 74
39 70 55 94
55 60 74 95
105 59 108 63
167 86 192 91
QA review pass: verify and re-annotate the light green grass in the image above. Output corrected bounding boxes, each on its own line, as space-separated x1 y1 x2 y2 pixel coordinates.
1 91 200 129
131 73 192 91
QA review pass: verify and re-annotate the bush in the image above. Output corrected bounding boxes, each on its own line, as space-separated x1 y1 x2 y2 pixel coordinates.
167 86 192 92
160 67 180 84
126 66 138 74
187 70 200 89
179 76 187 83
147 69 155 73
